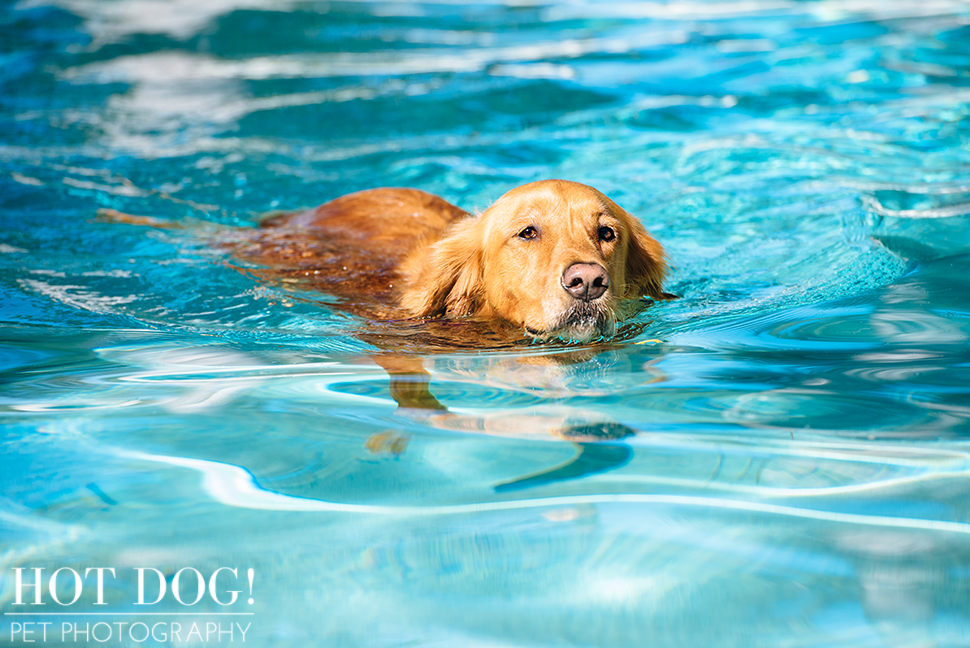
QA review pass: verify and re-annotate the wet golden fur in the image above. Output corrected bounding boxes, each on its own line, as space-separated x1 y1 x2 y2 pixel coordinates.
104 179 669 343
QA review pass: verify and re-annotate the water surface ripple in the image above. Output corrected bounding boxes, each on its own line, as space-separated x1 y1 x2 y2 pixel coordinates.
2 1 970 646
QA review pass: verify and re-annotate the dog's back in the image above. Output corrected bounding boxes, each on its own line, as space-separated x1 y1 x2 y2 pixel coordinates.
233 188 471 319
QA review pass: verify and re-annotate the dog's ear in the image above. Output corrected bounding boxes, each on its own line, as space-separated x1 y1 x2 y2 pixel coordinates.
622 214 669 300
399 218 486 318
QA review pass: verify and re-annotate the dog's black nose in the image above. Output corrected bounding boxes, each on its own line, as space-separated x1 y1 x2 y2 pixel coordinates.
562 263 609 300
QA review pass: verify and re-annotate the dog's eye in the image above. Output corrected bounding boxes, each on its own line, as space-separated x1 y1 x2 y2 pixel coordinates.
518 226 538 240
598 226 616 242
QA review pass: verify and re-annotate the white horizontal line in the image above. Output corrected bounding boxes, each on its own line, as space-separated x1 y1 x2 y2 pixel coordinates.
3 613 254 616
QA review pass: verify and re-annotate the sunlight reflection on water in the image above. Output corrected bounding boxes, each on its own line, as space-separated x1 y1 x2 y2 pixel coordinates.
3 0 970 645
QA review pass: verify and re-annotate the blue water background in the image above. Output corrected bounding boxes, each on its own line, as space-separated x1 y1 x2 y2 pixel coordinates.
2 0 970 646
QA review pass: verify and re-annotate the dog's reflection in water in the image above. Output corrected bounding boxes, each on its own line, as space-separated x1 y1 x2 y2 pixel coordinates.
366 338 667 492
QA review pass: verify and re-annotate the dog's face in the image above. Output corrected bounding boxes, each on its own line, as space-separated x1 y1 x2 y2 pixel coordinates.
399 180 667 342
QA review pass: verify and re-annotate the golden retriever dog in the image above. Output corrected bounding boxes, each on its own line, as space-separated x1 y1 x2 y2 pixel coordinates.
101 179 671 404
223 178 671 343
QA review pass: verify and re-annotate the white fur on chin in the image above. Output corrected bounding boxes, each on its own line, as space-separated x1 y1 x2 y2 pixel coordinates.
534 301 617 342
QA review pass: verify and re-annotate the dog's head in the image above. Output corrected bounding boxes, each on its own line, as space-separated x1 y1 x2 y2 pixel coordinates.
399 179 667 342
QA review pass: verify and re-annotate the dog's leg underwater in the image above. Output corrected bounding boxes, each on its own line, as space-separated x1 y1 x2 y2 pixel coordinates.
371 354 447 412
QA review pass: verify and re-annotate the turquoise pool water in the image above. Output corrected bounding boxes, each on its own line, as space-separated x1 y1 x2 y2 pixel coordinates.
3 0 970 645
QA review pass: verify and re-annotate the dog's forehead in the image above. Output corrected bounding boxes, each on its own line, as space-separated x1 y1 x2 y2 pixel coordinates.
503 183 611 218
